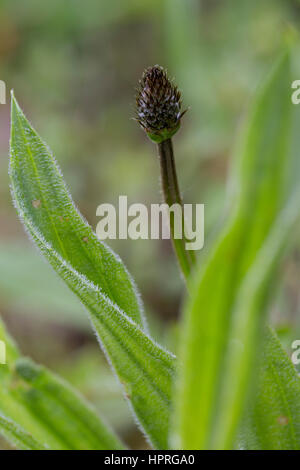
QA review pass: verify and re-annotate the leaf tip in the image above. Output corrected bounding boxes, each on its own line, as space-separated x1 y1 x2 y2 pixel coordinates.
10 90 19 123
10 89 17 108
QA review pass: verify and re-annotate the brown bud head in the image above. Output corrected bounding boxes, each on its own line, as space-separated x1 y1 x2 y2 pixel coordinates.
136 65 186 143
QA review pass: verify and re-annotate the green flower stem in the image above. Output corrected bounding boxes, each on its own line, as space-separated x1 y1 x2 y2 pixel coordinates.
157 138 196 281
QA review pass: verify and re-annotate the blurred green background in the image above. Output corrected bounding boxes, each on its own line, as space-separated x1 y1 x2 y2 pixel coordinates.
1 0 300 449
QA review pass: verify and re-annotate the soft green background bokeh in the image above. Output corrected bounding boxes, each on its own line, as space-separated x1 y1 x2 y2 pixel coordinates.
0 0 300 448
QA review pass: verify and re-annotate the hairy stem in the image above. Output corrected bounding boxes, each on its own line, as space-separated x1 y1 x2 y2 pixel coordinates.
157 138 196 281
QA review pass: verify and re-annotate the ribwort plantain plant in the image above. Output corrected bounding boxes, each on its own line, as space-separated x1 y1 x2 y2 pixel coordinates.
1 51 300 450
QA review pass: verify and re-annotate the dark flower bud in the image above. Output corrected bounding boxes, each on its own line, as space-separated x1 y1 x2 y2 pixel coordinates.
135 65 187 143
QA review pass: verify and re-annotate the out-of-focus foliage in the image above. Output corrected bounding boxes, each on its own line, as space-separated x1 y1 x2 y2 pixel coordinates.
240 328 300 450
0 0 300 449
0 317 123 450
176 51 300 450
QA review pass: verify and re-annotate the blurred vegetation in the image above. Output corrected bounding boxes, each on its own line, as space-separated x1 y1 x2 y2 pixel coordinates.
1 0 300 448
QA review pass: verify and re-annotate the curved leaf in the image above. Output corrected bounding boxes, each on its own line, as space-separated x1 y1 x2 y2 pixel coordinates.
176 51 297 449
0 413 46 450
240 328 300 450
0 317 123 450
211 186 300 448
9 94 176 449
13 357 124 450
9 93 145 330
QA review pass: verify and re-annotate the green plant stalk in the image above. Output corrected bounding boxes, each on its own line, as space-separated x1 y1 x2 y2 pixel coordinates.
136 65 195 282
157 138 196 281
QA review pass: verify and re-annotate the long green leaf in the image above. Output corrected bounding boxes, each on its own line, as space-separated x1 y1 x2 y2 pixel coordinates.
0 317 59 449
13 357 124 450
9 92 145 330
0 361 123 450
240 328 300 450
9 94 176 449
0 317 123 450
176 51 296 449
210 186 300 448
0 413 46 450
0 319 46 450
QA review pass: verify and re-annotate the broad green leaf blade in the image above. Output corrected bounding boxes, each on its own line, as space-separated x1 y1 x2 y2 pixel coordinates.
176 52 296 449
0 413 46 450
9 92 145 330
240 328 300 450
9 95 176 449
0 317 123 450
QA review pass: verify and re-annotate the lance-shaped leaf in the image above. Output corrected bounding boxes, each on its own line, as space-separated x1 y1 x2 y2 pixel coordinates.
9 94 176 449
0 318 45 450
0 413 46 450
12 357 124 450
240 328 300 450
0 317 123 450
176 51 297 449
210 186 300 448
0 318 54 448
8 92 145 330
